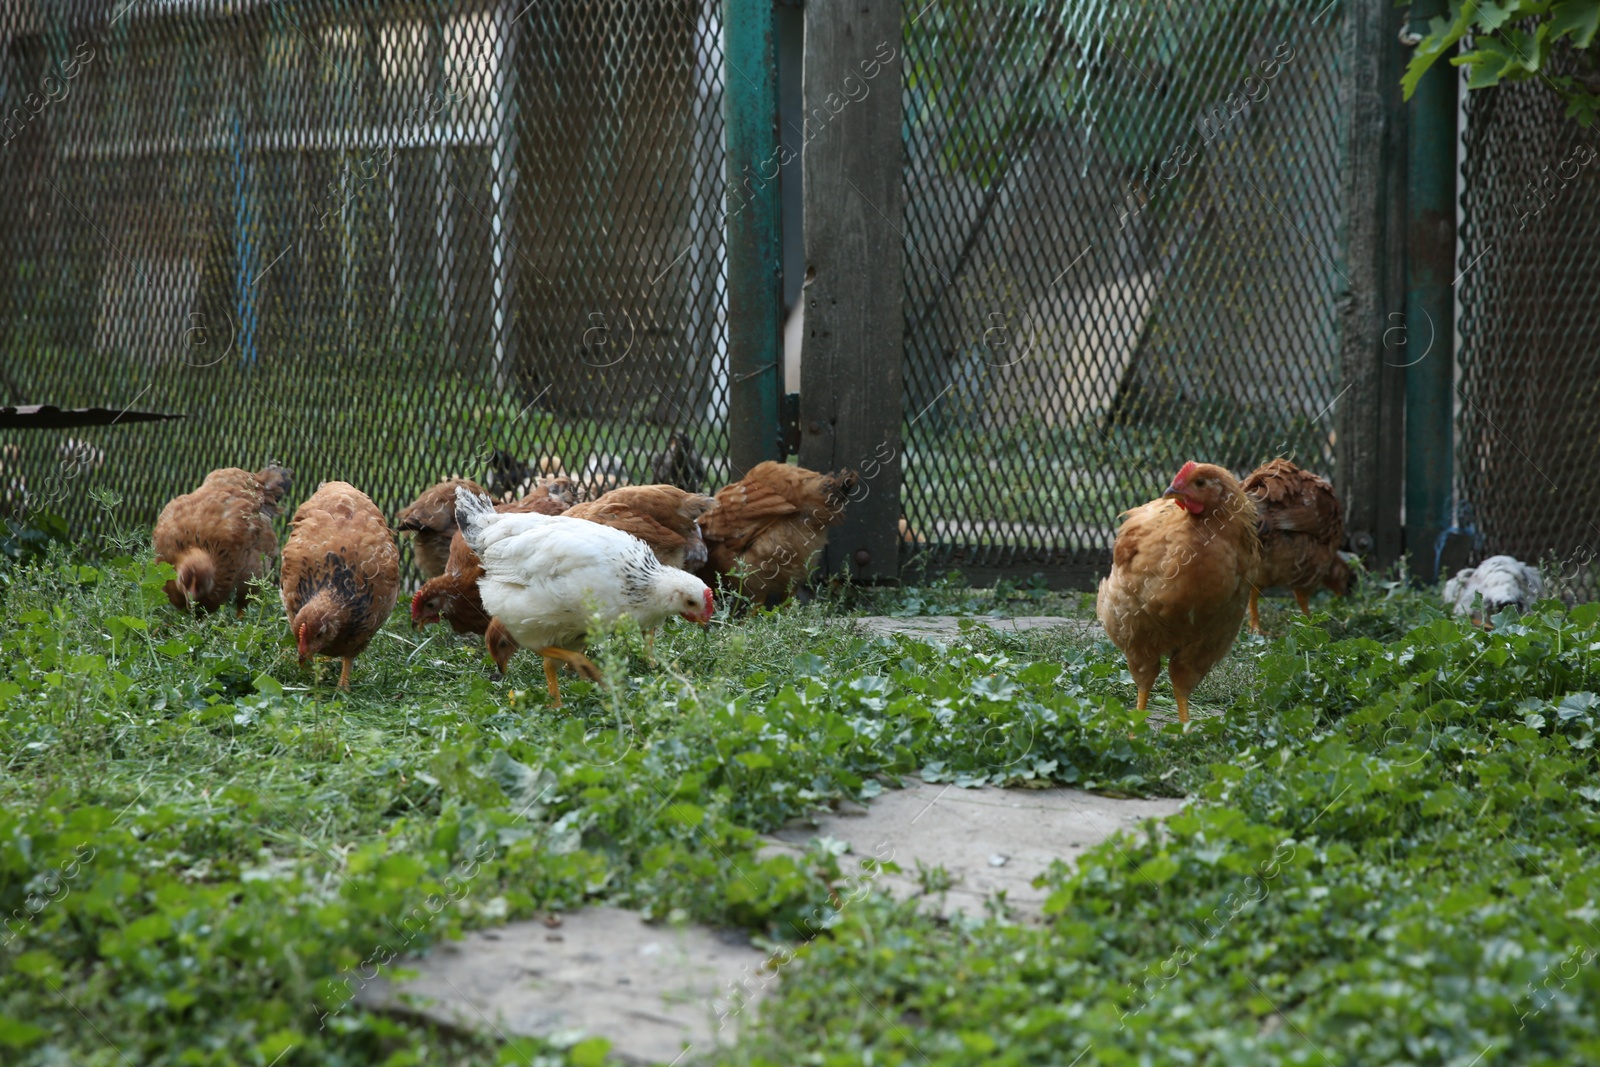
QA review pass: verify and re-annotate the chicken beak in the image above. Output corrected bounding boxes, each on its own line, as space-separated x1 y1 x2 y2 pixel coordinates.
1162 484 1204 515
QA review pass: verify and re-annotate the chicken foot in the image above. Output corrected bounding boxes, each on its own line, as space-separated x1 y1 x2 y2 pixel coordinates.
1250 587 1314 635
1168 660 1205 727
537 646 603 708
1138 680 1192 725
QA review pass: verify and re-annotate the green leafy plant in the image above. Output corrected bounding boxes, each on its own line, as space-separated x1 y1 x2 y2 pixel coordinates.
4 545 1596 1065
1402 0 1600 124
0 509 67 569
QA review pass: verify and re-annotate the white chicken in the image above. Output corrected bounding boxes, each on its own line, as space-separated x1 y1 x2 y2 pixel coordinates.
454 487 714 706
1443 555 1544 624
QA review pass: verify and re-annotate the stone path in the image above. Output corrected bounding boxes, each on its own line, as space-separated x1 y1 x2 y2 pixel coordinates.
361 907 763 1065
764 780 1184 921
362 779 1183 1064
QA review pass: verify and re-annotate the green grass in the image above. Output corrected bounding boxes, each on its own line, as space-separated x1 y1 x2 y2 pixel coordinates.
2 524 1596 1066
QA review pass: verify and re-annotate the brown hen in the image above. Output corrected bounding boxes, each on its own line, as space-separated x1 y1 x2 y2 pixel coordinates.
411 529 491 636
154 464 292 613
398 476 571 579
1241 458 1350 633
565 484 718 570
1096 461 1260 726
396 477 487 580
697 461 860 606
281 481 400 688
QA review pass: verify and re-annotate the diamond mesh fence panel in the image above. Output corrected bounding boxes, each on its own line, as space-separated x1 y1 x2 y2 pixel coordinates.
899 0 1348 578
1458 56 1600 603
0 0 730 576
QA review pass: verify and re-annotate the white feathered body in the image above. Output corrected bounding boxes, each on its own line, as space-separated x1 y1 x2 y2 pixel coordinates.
455 488 712 652
1444 555 1544 617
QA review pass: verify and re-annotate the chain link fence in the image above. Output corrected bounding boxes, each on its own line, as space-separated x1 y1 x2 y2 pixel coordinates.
897 0 1350 576
1 0 731 570
4 0 1597 596
1457 50 1600 602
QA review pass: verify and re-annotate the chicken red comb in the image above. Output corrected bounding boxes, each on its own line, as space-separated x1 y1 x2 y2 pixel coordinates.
703 588 715 618
1171 461 1199 486
410 587 430 622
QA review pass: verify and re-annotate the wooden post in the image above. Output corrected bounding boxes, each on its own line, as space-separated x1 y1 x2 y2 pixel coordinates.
1336 0 1407 571
722 0 782 477
798 0 904 582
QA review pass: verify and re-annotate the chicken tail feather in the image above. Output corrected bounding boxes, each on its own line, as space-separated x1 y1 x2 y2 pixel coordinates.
453 486 497 552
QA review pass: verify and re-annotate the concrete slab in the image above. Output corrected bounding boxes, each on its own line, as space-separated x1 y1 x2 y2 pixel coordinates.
360 906 764 1065
764 780 1184 920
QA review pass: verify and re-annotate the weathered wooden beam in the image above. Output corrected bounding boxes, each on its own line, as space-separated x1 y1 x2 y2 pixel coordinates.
1336 0 1407 571
723 0 783 478
798 0 904 582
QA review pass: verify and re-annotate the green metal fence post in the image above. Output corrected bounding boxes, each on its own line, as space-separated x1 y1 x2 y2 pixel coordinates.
723 0 783 478
1404 0 1457 583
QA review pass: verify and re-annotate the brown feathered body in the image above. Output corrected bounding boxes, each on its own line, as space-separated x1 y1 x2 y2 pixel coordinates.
410 488 591 637
153 465 292 613
281 482 400 688
1096 461 1260 724
565 485 718 570
398 476 572 579
396 477 486 580
1241 459 1349 628
697 461 860 605
411 529 491 635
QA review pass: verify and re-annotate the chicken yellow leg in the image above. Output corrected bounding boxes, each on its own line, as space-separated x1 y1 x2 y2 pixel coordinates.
1174 689 1190 725
1293 588 1312 616
536 646 604 708
1130 686 1154 740
338 656 353 690
541 657 563 707
1248 588 1263 634
1127 655 1159 735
